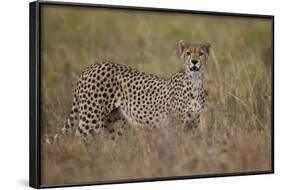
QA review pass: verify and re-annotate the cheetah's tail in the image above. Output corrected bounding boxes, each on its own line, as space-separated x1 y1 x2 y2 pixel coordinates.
44 102 79 144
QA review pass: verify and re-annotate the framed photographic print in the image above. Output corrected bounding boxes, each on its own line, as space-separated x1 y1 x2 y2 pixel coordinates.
29 0 274 188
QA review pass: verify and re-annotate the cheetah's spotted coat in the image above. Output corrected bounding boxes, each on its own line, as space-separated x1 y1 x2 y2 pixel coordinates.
60 41 210 142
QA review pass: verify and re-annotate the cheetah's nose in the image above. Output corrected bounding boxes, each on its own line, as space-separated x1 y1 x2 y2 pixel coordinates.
191 59 198 65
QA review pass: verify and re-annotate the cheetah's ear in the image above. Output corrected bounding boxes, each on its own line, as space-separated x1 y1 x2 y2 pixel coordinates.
204 42 211 54
178 40 189 54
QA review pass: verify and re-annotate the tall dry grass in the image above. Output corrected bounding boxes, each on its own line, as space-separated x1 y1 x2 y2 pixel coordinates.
40 5 273 185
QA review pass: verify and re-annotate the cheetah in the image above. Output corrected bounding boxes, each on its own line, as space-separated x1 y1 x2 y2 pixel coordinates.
52 41 210 143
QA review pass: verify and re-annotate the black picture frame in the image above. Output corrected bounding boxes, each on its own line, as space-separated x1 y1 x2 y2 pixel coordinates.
29 1 274 189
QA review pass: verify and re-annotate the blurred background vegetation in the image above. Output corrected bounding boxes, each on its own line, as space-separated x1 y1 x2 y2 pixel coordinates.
40 4 273 185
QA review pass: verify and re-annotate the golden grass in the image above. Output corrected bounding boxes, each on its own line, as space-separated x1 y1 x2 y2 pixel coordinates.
40 5 273 185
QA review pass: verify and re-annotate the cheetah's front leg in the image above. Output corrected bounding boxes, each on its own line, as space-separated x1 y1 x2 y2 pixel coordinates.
183 114 200 131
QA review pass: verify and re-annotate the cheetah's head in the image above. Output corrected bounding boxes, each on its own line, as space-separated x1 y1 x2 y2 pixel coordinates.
178 41 211 74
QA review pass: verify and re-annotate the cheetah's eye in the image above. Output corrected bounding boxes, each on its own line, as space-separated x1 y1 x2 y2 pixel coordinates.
186 51 191 56
199 52 204 56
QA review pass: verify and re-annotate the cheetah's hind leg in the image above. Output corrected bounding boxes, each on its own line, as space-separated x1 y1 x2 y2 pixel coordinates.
105 108 128 141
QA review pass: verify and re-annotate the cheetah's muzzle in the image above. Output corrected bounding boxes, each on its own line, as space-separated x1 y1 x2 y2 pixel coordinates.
190 66 200 72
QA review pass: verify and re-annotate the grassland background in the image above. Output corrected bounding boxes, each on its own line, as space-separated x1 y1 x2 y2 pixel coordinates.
41 5 272 185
